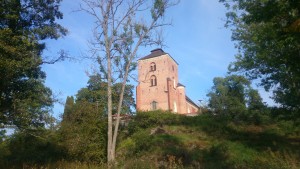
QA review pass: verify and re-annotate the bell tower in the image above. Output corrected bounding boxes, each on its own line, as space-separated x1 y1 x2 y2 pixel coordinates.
136 49 199 114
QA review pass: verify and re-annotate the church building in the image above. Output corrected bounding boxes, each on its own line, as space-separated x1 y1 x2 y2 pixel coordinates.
136 49 199 114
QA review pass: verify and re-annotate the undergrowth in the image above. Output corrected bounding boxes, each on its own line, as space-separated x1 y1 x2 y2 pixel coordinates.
116 110 300 169
1 110 299 168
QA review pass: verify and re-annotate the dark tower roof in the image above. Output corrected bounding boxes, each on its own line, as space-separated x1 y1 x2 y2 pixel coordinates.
177 83 186 87
139 49 166 60
139 49 179 65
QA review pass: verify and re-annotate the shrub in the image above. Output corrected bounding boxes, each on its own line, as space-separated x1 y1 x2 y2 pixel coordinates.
1 130 66 168
127 110 184 135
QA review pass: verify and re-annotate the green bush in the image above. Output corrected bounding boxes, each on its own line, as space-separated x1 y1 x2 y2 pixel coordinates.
0 130 66 168
203 142 231 169
277 120 300 136
203 141 297 169
127 110 184 135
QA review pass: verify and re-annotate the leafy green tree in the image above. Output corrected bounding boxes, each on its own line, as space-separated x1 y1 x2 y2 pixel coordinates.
248 89 265 112
60 74 135 163
62 96 74 122
220 0 300 110
76 74 135 114
0 0 67 129
3 129 65 167
60 99 107 163
207 75 249 115
207 75 265 117
247 89 271 124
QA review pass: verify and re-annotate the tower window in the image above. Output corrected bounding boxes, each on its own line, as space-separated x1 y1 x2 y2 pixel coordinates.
173 77 176 88
150 62 156 71
151 101 157 110
150 75 157 86
174 101 177 113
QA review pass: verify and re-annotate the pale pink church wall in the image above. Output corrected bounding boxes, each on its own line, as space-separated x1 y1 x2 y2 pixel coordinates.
136 50 198 114
137 54 177 111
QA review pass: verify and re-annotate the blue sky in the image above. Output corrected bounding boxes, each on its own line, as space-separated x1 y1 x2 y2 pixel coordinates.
42 0 275 119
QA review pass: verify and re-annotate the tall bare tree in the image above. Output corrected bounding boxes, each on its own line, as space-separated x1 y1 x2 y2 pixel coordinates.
80 0 178 162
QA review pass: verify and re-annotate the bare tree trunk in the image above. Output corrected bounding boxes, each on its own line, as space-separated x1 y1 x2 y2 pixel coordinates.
111 39 144 159
111 61 130 160
107 53 113 162
80 0 178 164
103 1 113 163
109 13 169 162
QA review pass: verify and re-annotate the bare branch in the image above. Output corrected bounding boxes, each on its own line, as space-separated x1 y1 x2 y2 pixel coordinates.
79 0 179 162
42 50 73 64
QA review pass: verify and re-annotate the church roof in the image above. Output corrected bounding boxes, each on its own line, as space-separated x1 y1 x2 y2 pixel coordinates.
186 96 200 109
177 83 185 87
139 49 179 65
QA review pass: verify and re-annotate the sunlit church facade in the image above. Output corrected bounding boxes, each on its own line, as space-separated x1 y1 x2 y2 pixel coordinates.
136 49 199 114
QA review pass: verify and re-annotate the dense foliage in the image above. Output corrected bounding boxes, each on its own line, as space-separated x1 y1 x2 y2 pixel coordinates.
207 75 268 123
59 74 135 163
60 99 107 163
0 129 66 168
220 0 300 111
118 111 300 169
0 110 299 168
0 73 135 167
0 0 67 129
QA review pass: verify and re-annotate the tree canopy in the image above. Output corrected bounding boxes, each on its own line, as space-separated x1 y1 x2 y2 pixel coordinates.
0 0 67 130
220 0 300 111
60 74 135 163
207 75 266 118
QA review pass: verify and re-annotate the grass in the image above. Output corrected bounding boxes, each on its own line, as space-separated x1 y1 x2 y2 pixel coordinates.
5 161 105 169
115 111 300 169
3 111 299 168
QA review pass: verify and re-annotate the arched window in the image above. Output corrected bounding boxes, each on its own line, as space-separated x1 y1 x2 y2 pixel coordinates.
151 101 157 110
173 77 176 88
150 75 157 86
150 62 156 71
173 101 177 113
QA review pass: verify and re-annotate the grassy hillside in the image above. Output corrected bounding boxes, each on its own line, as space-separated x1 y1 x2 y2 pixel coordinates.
1 111 299 169
114 111 300 169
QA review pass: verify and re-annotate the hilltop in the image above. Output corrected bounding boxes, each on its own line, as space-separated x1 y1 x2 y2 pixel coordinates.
113 111 299 169
1 110 299 169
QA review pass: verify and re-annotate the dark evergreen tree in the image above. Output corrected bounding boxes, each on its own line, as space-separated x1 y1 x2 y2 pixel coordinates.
62 96 74 122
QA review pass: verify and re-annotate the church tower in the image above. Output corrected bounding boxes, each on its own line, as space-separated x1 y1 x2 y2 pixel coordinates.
136 49 199 114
